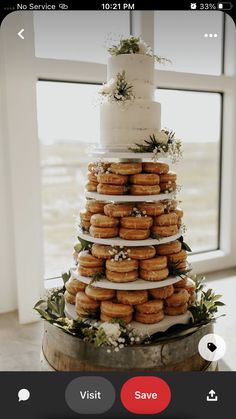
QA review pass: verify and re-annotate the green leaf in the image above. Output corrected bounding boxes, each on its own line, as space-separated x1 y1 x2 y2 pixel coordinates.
62 271 70 284
214 301 225 306
181 241 192 252
33 299 46 309
35 308 52 322
74 243 82 253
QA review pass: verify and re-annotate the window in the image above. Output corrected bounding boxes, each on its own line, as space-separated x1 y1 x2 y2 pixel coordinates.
155 89 221 253
154 11 224 75
33 11 130 63
36 81 100 278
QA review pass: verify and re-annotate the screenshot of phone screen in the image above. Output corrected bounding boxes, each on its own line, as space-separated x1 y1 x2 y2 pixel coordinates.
0 1 236 418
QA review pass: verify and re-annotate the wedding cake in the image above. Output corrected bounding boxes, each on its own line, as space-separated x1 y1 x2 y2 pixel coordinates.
64 37 195 331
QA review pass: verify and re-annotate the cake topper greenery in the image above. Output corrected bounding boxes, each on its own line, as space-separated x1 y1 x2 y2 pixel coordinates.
108 36 171 65
128 129 183 163
99 70 134 103
34 273 224 351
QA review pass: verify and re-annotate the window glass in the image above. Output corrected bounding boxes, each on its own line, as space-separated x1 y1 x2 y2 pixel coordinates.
156 89 221 252
33 11 130 63
155 11 223 75
36 81 100 278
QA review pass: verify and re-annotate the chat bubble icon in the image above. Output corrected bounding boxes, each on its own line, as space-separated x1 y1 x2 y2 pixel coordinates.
18 388 30 402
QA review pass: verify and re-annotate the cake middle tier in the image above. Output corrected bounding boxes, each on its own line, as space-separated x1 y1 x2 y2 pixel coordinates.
100 100 161 150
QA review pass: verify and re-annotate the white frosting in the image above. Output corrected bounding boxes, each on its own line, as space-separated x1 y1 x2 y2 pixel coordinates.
100 53 161 150
107 54 155 100
100 100 161 149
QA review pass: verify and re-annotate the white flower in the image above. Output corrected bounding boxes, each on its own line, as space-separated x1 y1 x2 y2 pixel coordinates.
138 39 149 54
99 78 116 95
153 130 169 144
99 322 121 340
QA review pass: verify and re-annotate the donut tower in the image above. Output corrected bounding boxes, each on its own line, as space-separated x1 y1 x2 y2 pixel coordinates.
65 38 196 329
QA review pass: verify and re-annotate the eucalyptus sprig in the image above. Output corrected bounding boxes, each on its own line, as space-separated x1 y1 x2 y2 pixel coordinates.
89 271 105 286
178 235 192 252
189 275 225 324
74 237 93 254
108 36 171 65
128 130 183 163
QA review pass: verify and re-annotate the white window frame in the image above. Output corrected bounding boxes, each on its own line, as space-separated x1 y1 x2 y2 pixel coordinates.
1 11 236 323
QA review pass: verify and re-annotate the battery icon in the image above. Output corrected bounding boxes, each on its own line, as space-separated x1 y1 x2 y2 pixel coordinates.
217 2 233 9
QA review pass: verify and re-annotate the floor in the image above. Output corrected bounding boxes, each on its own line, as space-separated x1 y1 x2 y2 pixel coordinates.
0 268 236 371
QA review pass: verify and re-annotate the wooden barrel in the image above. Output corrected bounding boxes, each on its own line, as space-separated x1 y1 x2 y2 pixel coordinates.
41 321 217 371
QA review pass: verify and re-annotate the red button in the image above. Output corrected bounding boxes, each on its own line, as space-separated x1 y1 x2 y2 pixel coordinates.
120 376 171 415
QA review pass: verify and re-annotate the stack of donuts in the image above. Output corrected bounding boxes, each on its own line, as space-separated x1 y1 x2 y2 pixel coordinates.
64 278 196 324
80 200 182 239
74 240 189 285
85 161 177 195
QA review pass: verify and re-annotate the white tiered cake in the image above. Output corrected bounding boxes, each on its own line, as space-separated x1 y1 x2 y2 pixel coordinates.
64 37 194 335
100 54 161 150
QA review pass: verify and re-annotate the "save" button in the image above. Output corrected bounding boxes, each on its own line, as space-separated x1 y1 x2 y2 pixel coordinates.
120 376 171 414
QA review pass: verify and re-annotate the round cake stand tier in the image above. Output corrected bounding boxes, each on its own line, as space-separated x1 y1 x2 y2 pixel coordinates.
88 149 168 161
85 191 175 202
65 301 192 336
71 268 182 290
77 230 182 246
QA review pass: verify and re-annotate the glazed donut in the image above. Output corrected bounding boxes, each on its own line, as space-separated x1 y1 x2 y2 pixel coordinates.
156 240 182 255
78 251 104 268
140 267 169 281
164 303 188 316
127 246 156 260
174 277 187 288
106 259 138 273
142 162 169 174
175 278 196 294
90 225 118 238
129 173 160 185
97 183 125 195
80 220 91 231
160 171 177 183
90 214 119 228
137 202 164 216
120 216 153 230
106 269 138 283
165 289 189 307
100 300 133 318
116 290 148 305
104 203 133 218
173 208 184 219
65 278 86 294
135 311 164 324
91 244 114 259
76 292 100 311
64 291 76 305
135 299 163 314
87 172 98 183
80 210 93 222
119 228 150 240
88 161 111 173
85 285 115 301
130 184 160 195
97 172 128 185
188 292 196 305
86 181 98 192
160 182 176 192
78 265 104 277
151 225 178 237
76 306 93 317
168 250 187 263
86 200 108 214
149 285 174 299
154 213 178 226
100 312 132 324
140 256 167 271
110 162 142 175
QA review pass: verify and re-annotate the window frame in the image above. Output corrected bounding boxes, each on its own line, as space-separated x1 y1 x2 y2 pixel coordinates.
1 11 236 322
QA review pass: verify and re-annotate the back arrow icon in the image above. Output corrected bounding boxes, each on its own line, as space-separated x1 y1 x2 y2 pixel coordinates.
18 29 24 39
